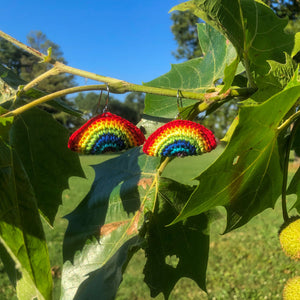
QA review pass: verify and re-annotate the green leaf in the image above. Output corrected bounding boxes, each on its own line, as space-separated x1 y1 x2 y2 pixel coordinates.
9 107 84 225
172 84 300 231
61 148 160 300
173 0 295 80
143 177 209 299
221 115 239 143
64 236 141 300
0 106 13 143
256 53 297 93
220 56 240 93
144 23 238 119
0 138 52 300
292 32 300 58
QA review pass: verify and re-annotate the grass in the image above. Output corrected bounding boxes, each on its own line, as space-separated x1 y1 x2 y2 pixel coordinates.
117 198 300 300
0 149 300 299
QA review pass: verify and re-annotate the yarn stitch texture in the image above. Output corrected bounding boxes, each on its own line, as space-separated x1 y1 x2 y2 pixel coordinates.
68 112 145 154
143 119 216 157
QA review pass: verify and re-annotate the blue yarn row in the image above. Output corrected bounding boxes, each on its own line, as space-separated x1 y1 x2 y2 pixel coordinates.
161 140 196 157
91 134 126 154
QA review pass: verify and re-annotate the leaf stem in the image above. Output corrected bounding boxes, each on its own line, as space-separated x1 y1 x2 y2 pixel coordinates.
278 110 300 132
237 0 256 89
281 118 300 222
243 54 256 89
157 157 171 177
282 140 291 223
152 157 171 213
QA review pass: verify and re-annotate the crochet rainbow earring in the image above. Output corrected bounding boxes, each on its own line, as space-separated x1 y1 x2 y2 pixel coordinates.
68 87 145 154
142 90 217 157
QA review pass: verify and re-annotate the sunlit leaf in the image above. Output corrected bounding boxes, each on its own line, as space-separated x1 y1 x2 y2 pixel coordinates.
61 148 160 299
144 23 238 119
172 84 300 231
0 137 52 300
172 0 295 81
256 53 297 94
292 32 300 58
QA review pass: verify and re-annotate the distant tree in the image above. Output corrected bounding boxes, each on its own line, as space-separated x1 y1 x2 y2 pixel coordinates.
170 11 202 60
0 39 29 74
0 31 77 128
197 100 238 139
74 92 100 116
20 31 75 92
124 92 145 121
264 0 300 19
0 31 75 93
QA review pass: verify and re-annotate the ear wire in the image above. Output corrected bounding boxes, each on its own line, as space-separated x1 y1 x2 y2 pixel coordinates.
96 90 103 114
103 85 109 113
176 89 183 119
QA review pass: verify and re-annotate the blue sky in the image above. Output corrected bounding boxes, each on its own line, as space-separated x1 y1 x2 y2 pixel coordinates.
2 1 185 100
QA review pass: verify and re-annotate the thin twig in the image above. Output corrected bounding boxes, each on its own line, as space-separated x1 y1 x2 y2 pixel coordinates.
21 67 60 92
278 110 300 132
2 85 107 117
281 118 300 222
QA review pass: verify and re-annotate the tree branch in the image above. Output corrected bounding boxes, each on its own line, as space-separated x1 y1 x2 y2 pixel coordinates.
0 30 255 117
0 30 54 63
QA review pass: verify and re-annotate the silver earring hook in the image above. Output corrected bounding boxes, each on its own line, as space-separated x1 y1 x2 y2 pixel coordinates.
95 90 103 115
176 89 182 119
103 85 109 113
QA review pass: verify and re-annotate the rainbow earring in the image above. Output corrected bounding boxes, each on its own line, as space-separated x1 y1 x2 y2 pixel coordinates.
143 90 217 157
68 86 145 154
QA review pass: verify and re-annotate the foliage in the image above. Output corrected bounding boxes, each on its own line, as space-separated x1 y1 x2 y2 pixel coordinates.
0 102 83 299
0 0 300 299
170 0 300 62
170 0 300 138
